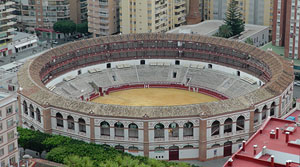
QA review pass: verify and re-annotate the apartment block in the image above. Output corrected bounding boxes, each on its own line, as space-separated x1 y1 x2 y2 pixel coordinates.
70 0 88 24
208 0 273 30
0 91 18 166
0 0 16 57
120 0 187 34
88 0 119 37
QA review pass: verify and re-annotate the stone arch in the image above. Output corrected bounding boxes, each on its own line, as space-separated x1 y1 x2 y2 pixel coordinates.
183 121 193 137
128 123 138 138
236 116 245 131
78 118 86 133
100 121 110 136
36 108 41 123
56 112 63 127
67 115 75 130
224 118 233 133
154 123 164 138
114 122 124 137
168 122 179 137
23 100 28 115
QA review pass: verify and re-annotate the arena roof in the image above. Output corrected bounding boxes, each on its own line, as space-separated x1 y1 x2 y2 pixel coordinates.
17 33 294 118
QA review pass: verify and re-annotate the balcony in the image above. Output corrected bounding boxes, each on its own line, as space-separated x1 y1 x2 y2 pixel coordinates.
0 14 16 21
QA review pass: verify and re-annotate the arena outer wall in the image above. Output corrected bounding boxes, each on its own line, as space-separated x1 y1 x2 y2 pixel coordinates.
17 33 294 161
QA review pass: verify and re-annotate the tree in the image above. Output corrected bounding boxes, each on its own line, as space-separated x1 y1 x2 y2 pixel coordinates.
224 0 245 36
64 155 94 167
217 25 233 38
245 38 254 45
76 22 88 34
53 20 76 36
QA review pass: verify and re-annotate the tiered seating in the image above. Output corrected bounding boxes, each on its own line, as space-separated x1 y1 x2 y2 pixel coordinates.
114 67 139 83
136 65 171 82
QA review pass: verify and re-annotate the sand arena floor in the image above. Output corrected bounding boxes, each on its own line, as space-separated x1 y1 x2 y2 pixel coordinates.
91 88 219 106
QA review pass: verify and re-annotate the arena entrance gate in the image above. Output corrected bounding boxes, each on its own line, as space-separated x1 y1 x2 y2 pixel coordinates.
169 146 179 160
223 141 232 157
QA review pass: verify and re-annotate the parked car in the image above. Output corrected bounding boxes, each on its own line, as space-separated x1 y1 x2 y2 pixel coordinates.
294 81 300 86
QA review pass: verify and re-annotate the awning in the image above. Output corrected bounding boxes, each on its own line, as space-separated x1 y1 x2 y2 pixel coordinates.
15 39 38 48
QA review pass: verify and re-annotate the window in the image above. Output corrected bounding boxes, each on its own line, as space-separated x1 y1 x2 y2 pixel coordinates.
8 143 15 152
224 118 233 133
254 109 259 123
236 116 245 131
100 121 110 136
0 123 2 131
23 100 28 115
36 108 41 123
211 120 220 136
6 106 13 116
183 122 193 136
0 136 3 144
154 123 164 138
128 146 138 152
154 147 165 153
7 119 14 129
115 145 124 152
29 104 34 118
7 131 14 141
78 118 86 133
56 113 63 127
114 122 124 137
128 123 138 138
168 123 179 137
67 116 74 130
0 148 4 157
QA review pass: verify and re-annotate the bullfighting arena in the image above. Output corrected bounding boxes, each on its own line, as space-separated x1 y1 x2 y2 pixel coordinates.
91 88 219 106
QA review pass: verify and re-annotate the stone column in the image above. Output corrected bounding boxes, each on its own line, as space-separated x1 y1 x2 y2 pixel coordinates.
164 128 169 141
258 112 262 125
43 109 52 134
110 126 115 140
124 128 129 141
220 125 224 138
90 118 95 143
199 119 207 161
266 108 270 118
179 128 183 140
232 123 236 134
143 121 149 157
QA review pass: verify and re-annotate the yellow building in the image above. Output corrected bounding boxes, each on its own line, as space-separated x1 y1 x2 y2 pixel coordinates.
207 0 273 30
120 0 187 34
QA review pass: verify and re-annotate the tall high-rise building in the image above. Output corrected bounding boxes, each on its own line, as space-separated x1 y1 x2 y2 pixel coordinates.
0 91 19 166
15 0 87 30
208 0 273 30
70 0 88 24
0 0 16 57
120 0 187 34
273 0 300 59
87 0 119 37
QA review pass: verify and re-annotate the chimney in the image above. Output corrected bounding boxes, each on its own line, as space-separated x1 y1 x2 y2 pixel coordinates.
262 146 267 155
270 155 274 167
253 145 257 155
270 130 275 139
285 132 290 143
242 141 246 151
276 127 279 139
186 0 201 25
227 158 233 167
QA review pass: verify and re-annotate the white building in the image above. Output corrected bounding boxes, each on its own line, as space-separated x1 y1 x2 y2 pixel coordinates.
168 20 269 47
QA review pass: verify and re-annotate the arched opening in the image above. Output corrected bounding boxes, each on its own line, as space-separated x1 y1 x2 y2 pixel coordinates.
211 120 220 136
169 146 179 160
128 123 138 138
236 116 245 131
254 109 259 124
128 146 138 153
154 147 165 153
114 122 124 137
175 60 180 65
67 116 75 130
56 113 63 127
154 123 164 138
100 121 110 136
29 104 34 118
262 105 267 120
237 71 240 76
140 60 145 65
224 141 232 156
224 118 233 133
78 118 86 133
168 122 179 137
115 145 124 152
23 100 28 115
208 64 212 69
36 108 41 123
183 145 193 149
183 122 193 137
270 102 276 116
